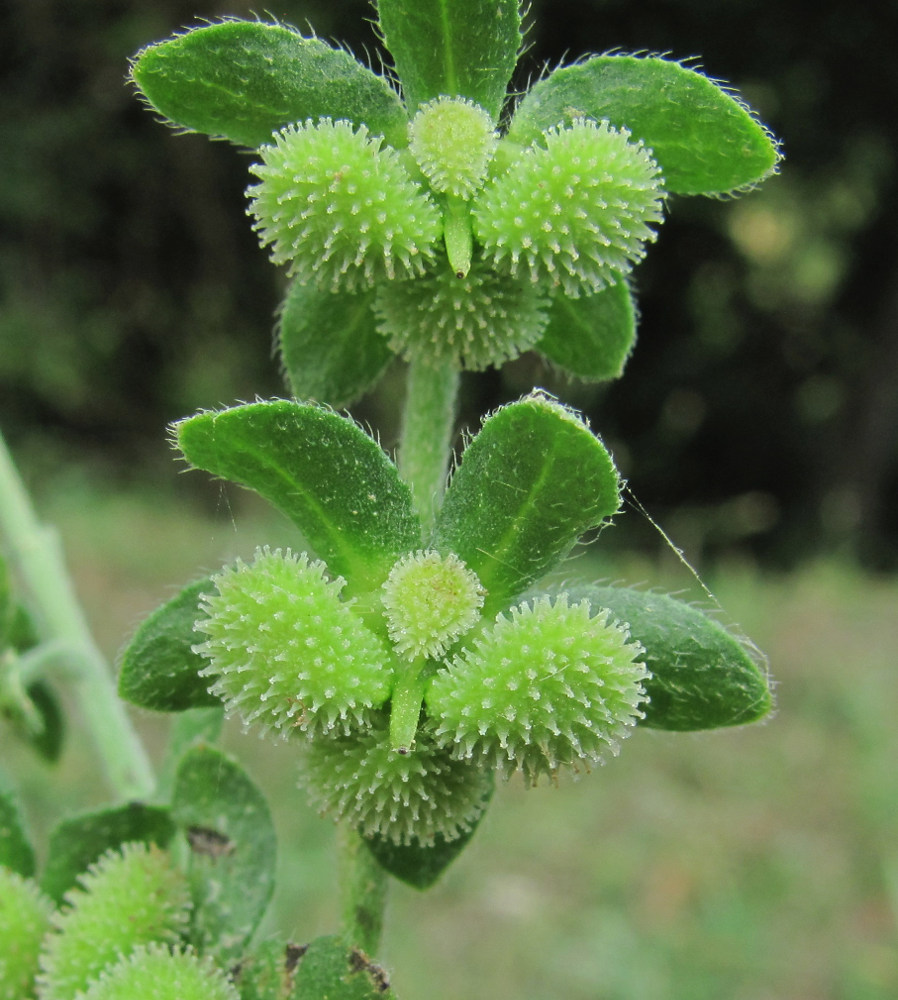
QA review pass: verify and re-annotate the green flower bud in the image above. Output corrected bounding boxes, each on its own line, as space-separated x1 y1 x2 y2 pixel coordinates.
408 97 498 199
247 118 442 292
474 120 665 296
38 843 190 1000
79 944 238 1000
299 715 491 845
382 550 485 661
195 547 393 738
427 595 649 785
373 257 552 369
0 867 53 1000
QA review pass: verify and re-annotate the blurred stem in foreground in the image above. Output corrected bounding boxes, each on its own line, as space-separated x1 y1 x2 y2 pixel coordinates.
0 430 154 800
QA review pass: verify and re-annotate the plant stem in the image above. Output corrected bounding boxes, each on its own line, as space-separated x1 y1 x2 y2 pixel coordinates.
398 357 460 536
338 823 389 957
0 432 155 800
388 656 428 753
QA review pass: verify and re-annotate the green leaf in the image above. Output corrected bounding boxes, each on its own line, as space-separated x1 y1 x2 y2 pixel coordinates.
0 789 36 877
40 803 175 903
568 584 772 730
171 746 276 961
232 938 308 1000
365 776 492 888
175 401 421 594
21 681 64 762
291 935 396 999
156 707 225 800
376 0 522 118
434 394 620 615
507 55 781 196
118 578 220 712
131 21 408 148
278 283 393 408
0 552 12 648
537 280 637 381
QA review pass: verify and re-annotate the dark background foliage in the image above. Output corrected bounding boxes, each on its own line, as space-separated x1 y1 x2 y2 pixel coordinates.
2 0 896 568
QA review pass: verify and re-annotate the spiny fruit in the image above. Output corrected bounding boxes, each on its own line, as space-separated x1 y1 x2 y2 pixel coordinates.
0 867 53 1000
381 550 485 660
299 714 491 845
408 97 498 199
473 119 665 297
37 843 190 1000
78 944 238 1000
247 118 442 291
195 547 393 737
373 257 552 369
427 595 650 785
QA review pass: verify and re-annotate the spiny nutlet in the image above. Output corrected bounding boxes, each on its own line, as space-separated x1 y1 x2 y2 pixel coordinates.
77 944 239 1000
373 257 553 370
298 715 491 846
381 550 485 660
37 843 190 1000
247 118 442 292
194 546 392 738
0 868 53 1000
426 594 650 786
408 96 498 199
473 119 665 297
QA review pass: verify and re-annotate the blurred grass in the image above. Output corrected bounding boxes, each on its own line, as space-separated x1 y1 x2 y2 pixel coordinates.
4 479 897 999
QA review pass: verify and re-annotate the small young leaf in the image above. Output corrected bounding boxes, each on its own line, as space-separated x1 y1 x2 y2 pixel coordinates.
568 584 772 730
433 394 620 614
175 401 421 594
537 279 637 381
364 776 492 889
40 804 175 903
22 680 64 762
132 21 408 148
0 789 36 876
171 746 276 961
376 0 521 119
278 283 393 408
118 578 220 712
291 935 396 999
507 56 780 196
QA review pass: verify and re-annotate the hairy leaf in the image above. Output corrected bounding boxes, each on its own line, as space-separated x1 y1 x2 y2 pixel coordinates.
568 584 773 730
377 0 521 118
365 776 492 889
175 401 421 595
278 283 393 408
434 394 620 615
537 280 637 381
507 55 780 195
172 746 276 961
118 578 220 712
132 21 407 148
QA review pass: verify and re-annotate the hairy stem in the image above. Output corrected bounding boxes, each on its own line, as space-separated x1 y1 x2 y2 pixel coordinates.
0 432 155 799
398 357 460 536
338 823 389 957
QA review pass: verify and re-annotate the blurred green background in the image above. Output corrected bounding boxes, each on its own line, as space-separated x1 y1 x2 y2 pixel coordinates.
2 0 897 997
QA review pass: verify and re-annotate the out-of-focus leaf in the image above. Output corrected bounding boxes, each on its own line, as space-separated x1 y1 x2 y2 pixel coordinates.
171 746 276 962
377 0 521 118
